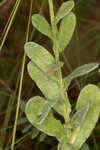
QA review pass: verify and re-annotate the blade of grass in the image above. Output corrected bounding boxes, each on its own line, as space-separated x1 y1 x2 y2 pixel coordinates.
11 0 33 149
0 0 22 50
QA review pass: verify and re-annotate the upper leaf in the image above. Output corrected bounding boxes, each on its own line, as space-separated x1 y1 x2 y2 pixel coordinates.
25 96 68 142
68 63 99 79
24 42 57 81
63 63 99 90
56 0 74 23
72 84 100 149
58 12 76 52
32 14 53 39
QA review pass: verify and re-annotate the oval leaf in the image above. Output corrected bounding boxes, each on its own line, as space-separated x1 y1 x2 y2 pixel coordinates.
72 84 100 149
68 63 99 79
63 63 99 90
32 14 53 39
59 12 76 52
24 42 57 81
56 0 74 23
25 96 68 142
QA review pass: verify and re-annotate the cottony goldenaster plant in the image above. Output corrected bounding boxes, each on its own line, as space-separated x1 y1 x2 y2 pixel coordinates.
24 0 100 150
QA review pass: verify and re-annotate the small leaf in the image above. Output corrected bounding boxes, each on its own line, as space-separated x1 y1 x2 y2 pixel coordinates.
63 63 99 90
38 99 58 125
22 124 32 133
20 100 25 112
31 128 39 140
24 42 57 81
72 84 100 149
17 117 27 125
59 12 76 52
71 101 90 127
25 96 68 142
46 61 64 75
56 0 74 23
39 133 46 142
32 14 53 39
68 63 99 79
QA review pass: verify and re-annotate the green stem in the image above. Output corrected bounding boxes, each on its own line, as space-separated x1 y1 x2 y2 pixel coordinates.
48 0 69 123
11 0 33 150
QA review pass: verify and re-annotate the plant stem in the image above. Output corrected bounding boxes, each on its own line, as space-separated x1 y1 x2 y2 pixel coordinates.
48 0 69 123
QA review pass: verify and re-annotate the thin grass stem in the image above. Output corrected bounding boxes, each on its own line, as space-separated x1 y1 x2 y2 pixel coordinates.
11 0 33 150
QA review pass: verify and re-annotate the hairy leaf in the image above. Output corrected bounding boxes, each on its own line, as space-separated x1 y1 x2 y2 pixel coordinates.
63 63 99 90
68 63 99 79
72 84 100 149
32 14 53 39
59 12 76 52
25 96 68 142
24 42 57 80
56 0 74 23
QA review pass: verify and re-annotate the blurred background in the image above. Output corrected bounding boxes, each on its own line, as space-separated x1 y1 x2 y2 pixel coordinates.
0 0 100 149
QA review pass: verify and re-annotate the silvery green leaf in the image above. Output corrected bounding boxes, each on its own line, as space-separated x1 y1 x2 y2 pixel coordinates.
25 96 68 142
72 84 100 149
59 12 76 52
24 42 57 81
56 0 74 23
63 63 99 90
32 14 53 39
68 63 99 79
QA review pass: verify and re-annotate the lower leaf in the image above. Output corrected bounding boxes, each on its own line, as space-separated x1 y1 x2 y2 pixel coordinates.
72 84 100 149
25 96 68 143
